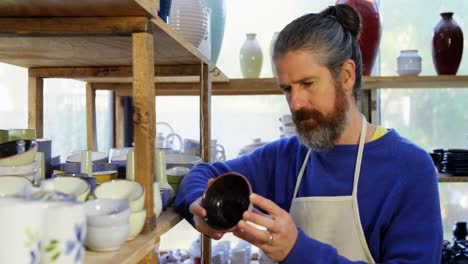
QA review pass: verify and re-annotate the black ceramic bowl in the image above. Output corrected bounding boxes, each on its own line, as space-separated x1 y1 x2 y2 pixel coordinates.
201 172 252 231
0 139 37 158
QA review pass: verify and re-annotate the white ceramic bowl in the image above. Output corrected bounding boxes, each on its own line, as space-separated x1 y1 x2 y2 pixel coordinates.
51 177 90 202
94 180 145 212
66 151 109 163
166 153 202 169
84 198 131 227
0 176 32 197
127 209 146 241
85 223 130 252
0 161 36 176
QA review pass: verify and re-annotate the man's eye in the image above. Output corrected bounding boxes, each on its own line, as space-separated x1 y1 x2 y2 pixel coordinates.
303 82 313 87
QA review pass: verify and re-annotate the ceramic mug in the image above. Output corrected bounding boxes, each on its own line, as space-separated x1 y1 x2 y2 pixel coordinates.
36 138 52 178
0 199 45 264
8 128 36 141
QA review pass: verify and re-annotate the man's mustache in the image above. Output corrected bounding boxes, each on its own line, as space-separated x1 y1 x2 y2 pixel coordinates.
293 109 324 123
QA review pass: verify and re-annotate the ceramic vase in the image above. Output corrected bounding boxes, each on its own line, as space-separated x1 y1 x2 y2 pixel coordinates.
336 0 381 76
154 182 163 218
197 7 212 60
158 0 172 23
240 33 263 78
203 0 226 65
432 12 464 75
169 0 208 47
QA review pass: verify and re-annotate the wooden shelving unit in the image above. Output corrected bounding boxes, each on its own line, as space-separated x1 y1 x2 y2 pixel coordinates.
0 1 215 263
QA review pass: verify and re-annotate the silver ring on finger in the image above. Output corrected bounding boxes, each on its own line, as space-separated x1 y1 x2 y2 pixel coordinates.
268 232 274 245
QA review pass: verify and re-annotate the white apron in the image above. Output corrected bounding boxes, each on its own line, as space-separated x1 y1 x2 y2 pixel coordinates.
289 116 375 263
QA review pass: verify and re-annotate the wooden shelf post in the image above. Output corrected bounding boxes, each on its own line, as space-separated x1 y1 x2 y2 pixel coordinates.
86 83 98 150
200 62 212 264
132 31 156 236
28 77 44 138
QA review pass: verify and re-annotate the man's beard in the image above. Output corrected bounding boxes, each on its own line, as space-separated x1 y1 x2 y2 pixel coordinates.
293 82 349 152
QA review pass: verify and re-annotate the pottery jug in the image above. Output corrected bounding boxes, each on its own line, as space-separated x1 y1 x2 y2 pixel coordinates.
432 12 464 75
240 33 263 78
336 0 381 75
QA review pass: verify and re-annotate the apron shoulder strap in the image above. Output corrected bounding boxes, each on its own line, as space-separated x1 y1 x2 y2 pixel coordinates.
292 148 312 200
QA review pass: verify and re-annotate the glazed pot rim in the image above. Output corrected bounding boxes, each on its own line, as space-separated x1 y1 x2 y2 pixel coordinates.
201 172 253 231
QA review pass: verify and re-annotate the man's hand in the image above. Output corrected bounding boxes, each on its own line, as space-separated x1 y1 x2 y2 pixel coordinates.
233 193 298 261
189 197 226 240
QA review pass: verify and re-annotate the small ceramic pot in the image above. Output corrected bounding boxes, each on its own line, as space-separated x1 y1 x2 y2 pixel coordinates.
201 172 253 231
397 50 422 76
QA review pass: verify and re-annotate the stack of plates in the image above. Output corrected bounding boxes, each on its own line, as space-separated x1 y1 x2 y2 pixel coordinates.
278 114 296 138
435 149 468 176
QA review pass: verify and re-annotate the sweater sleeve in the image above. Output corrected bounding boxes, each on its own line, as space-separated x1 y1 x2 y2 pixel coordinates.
174 141 282 226
377 150 443 263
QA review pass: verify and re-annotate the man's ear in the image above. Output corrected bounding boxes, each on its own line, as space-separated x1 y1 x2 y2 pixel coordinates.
340 59 356 95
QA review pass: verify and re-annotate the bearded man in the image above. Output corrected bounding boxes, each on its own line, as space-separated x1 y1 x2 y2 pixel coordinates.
175 4 442 264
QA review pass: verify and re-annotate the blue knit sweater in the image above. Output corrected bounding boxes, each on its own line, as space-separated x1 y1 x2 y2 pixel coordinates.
174 129 443 263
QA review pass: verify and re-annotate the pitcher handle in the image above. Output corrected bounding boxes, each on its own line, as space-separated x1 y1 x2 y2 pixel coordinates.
165 133 183 151
215 144 226 161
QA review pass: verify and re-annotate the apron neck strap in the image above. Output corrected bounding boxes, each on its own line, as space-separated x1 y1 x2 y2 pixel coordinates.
352 115 367 196
292 148 312 200
291 115 368 199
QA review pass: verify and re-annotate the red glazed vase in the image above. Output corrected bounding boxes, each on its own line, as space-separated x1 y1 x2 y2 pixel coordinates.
336 0 382 76
432 12 464 75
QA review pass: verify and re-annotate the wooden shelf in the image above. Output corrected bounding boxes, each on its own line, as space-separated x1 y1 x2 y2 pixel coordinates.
362 75 468 90
438 173 468 183
84 208 183 264
139 76 467 96
0 17 208 69
0 3 210 263
0 0 158 18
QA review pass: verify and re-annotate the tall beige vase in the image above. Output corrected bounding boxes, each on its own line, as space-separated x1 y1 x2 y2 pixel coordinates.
239 33 263 78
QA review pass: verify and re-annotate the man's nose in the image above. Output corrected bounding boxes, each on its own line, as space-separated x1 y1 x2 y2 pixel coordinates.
289 88 306 112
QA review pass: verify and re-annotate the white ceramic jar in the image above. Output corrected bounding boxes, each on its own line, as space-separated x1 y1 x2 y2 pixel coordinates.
397 50 422 76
